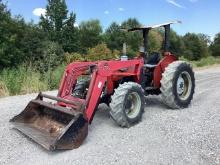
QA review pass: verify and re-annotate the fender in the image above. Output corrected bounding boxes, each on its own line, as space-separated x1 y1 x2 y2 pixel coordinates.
153 52 178 88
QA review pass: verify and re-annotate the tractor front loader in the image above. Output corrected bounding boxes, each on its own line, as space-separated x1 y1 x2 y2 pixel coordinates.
10 21 195 151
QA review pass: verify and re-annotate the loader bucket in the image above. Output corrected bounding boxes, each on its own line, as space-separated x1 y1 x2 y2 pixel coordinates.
10 94 88 151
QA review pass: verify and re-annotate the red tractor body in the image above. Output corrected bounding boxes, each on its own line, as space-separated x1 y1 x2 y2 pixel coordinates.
57 53 177 123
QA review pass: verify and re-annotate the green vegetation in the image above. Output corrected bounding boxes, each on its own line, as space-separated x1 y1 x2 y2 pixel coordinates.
0 65 47 95
183 33 209 60
179 56 220 68
0 64 65 97
192 56 220 67
210 33 220 57
1 0 220 97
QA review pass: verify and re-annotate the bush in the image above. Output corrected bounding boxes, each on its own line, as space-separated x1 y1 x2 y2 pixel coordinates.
49 64 66 89
112 49 120 59
64 52 84 64
87 43 119 61
126 46 138 58
35 41 64 73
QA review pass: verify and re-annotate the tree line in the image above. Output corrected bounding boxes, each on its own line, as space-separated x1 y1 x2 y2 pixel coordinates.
1 0 220 72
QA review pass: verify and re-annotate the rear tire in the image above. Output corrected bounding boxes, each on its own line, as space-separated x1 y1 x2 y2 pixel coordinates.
160 61 195 109
110 82 145 127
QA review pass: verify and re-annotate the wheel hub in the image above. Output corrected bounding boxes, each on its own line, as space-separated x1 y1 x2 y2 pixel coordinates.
176 71 192 100
177 76 185 95
125 92 141 119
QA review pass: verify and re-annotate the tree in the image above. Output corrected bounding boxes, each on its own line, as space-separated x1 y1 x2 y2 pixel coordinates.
62 12 80 52
105 18 142 58
121 18 141 29
0 1 13 67
79 19 102 53
39 0 79 52
198 33 211 45
0 1 28 68
20 23 49 65
121 18 142 52
105 22 125 51
35 41 64 73
40 0 67 41
105 19 164 57
210 33 220 56
157 28 185 56
169 30 185 56
0 0 64 70
183 33 209 60
148 30 163 53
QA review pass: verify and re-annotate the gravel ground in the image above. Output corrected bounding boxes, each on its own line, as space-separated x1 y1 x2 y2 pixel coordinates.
0 67 220 165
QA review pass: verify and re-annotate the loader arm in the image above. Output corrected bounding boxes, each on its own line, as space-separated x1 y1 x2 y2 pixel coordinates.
56 62 107 122
85 73 107 122
58 62 96 98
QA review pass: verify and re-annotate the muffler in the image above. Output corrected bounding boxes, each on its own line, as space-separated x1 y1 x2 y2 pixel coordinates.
10 93 88 151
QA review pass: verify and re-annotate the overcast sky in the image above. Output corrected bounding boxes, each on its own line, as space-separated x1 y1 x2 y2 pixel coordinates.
4 0 220 39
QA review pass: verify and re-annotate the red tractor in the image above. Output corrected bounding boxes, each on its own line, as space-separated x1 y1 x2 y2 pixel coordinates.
11 21 195 151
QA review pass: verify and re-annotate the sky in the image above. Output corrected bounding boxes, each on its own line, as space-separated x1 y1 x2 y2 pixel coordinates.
3 0 220 39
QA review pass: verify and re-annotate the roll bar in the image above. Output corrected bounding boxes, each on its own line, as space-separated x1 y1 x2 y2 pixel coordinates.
121 20 182 62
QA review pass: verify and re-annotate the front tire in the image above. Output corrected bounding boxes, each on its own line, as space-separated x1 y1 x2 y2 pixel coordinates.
109 82 145 127
160 61 195 109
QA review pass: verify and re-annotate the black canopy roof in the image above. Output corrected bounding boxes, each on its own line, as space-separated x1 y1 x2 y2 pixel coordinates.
122 20 181 32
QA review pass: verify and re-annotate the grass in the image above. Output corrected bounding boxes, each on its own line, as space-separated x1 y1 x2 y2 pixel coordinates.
0 81 9 97
179 56 220 68
0 64 65 97
193 56 220 67
49 63 66 89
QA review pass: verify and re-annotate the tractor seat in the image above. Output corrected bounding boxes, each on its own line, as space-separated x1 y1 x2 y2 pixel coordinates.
144 52 160 68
